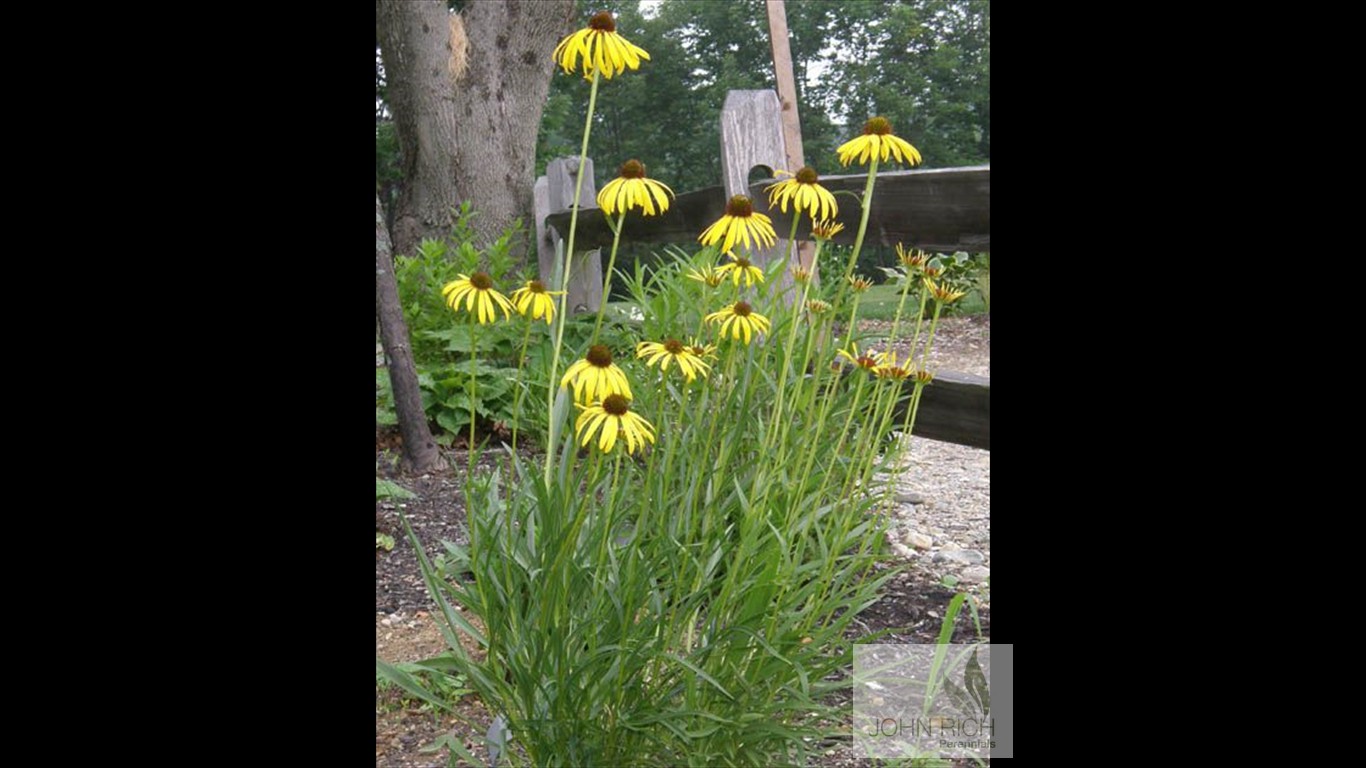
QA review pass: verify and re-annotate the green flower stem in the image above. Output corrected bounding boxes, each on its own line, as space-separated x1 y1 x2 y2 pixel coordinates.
762 275 812 451
920 298 946 366
844 375 901 504
792 290 859 492
590 448 625 657
896 380 929 462
765 220 813 391
834 155 880 305
696 283 711 339
844 289 863 345
782 210 801 296
791 371 875 635
590 210 627 346
894 299 946 456
693 342 737 518
549 448 603 584
544 69 601 484
811 369 868 507
908 281 931 367
888 267 922 347
468 316 479 457
509 318 535 452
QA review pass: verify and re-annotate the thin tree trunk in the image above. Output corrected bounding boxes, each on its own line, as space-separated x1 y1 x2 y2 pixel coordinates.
377 0 460 260
452 0 574 260
377 194 443 472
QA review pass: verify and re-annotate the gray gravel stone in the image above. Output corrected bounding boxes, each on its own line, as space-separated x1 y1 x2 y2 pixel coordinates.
960 565 990 583
933 548 985 565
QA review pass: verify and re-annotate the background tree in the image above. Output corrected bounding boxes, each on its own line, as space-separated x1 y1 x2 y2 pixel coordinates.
378 0 573 262
377 0 462 260
451 0 574 255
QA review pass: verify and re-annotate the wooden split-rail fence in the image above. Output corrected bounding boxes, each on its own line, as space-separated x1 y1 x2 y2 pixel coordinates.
532 91 989 450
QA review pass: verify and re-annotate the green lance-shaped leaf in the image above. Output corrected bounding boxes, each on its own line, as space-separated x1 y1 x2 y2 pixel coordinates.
941 674 974 715
965 646 989 716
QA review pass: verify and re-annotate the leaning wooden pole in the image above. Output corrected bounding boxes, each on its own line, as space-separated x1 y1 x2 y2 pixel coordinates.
764 0 816 273
376 193 443 472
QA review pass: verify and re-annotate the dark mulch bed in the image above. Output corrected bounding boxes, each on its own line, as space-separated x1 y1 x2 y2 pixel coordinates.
376 426 989 766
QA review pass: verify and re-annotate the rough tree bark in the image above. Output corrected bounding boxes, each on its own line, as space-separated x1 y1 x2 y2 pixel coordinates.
451 0 575 258
377 0 460 260
377 194 443 472
378 0 573 265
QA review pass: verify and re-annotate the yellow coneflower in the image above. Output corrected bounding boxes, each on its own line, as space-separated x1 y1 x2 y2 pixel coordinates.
837 343 885 373
875 351 913 380
922 264 945 280
765 166 838 222
441 272 513 325
716 251 765 287
836 116 923 167
561 344 633 404
509 279 565 324
912 368 935 385
688 339 718 360
575 394 656 454
847 275 874 293
552 11 650 80
705 300 771 344
597 159 674 216
811 220 845 241
925 278 967 303
806 299 832 315
699 195 777 255
896 244 929 270
686 263 725 288
792 266 812 283
636 338 711 382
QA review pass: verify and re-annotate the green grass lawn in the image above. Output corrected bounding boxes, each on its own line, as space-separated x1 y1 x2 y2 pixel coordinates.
854 283 988 320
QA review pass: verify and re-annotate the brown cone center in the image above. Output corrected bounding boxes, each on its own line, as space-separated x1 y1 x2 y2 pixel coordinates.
733 256 751 269
589 11 616 32
619 159 645 178
795 167 819 184
470 272 493 290
586 345 614 367
602 393 630 415
664 338 684 354
528 280 547 293
733 301 753 317
864 116 892 135
725 195 754 217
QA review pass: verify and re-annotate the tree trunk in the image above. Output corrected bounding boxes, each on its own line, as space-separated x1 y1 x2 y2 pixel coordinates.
377 194 443 473
452 0 574 260
377 0 460 260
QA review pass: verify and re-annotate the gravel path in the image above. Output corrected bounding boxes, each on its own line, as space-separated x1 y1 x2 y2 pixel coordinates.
863 315 991 600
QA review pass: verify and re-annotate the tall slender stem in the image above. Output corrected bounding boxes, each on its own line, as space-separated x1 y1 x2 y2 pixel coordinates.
887 265 919 346
834 156 880 309
591 211 627 345
545 70 601 484
509 319 534 451
468 317 478 456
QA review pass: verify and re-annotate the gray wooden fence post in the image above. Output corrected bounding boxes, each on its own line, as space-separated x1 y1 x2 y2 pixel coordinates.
533 157 603 315
719 91 795 293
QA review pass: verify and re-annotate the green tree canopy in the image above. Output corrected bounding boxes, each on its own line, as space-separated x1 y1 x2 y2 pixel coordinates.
534 0 990 193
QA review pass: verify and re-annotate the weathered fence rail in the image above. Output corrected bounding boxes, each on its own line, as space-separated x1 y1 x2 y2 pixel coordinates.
533 90 990 451
544 166 990 255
